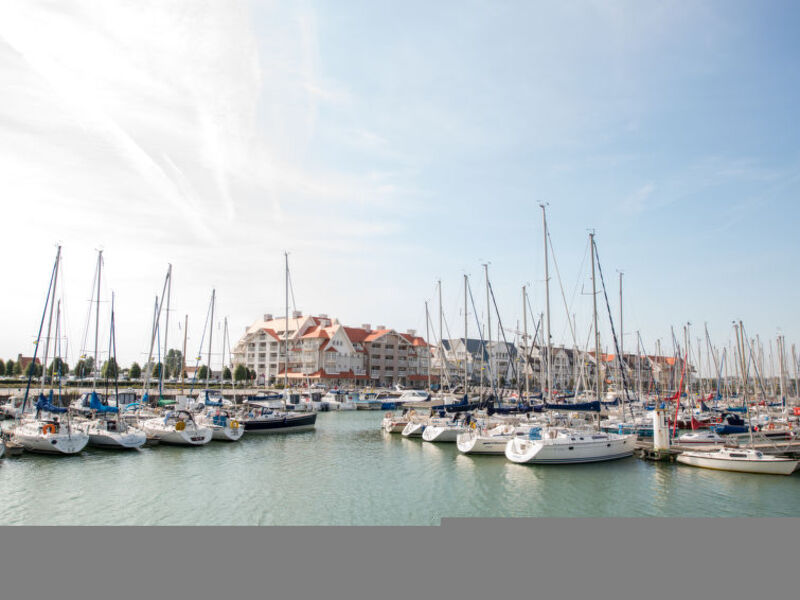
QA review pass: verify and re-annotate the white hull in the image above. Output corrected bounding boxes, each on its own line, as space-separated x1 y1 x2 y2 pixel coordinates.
677 451 799 475
142 421 212 446
87 428 146 449
422 425 467 443
13 425 89 455
209 423 245 441
457 433 512 454
383 419 409 433
505 432 635 464
401 421 426 438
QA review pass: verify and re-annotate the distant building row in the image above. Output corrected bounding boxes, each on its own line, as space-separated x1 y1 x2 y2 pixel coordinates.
232 313 433 387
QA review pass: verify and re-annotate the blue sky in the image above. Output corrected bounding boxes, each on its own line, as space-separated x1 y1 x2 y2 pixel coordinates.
1 0 799 372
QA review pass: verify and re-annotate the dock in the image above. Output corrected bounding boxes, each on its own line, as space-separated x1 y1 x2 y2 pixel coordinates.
635 438 800 462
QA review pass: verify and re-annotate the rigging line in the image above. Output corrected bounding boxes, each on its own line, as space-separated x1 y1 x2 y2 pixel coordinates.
467 278 496 397
79 255 100 360
487 278 518 385
426 302 451 387
288 266 297 313
547 230 581 348
188 293 214 396
591 238 632 420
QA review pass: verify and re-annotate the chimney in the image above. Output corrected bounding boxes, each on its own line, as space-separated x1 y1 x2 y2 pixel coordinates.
361 324 371 331
319 313 328 319
406 329 416 336
377 325 385 330
292 310 302 319
264 313 273 322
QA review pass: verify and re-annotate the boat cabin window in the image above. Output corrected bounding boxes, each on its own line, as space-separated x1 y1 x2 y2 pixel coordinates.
729 453 747 458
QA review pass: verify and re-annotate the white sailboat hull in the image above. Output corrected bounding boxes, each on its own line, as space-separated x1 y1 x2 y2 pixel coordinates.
457 432 512 454
87 428 146 449
142 421 212 446
209 423 245 441
383 418 409 433
677 451 799 475
401 422 426 438
505 433 635 464
13 425 89 455
422 425 467 443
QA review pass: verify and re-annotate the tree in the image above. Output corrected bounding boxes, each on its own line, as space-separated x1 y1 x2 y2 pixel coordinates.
152 362 165 379
48 357 69 378
129 362 142 379
234 364 248 383
0 360 5 376
24 361 42 377
73 357 95 378
164 349 183 378
5 359 14 376
197 365 209 381
222 366 232 381
101 358 119 379
13 360 22 375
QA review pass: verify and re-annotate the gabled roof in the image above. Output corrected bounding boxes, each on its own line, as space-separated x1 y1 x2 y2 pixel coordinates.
343 327 370 343
301 326 330 340
364 329 392 342
260 328 281 341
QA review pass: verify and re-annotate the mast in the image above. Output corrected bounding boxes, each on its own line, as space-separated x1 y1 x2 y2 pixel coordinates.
438 279 444 393
792 343 799 400
464 275 468 392
522 285 529 400
735 321 755 448
163 263 172 384
540 204 552 399
483 264 491 392
284 252 289 393
39 246 61 393
618 271 623 389
92 250 103 390
425 301 431 392
206 289 215 389
590 232 601 404
181 314 188 392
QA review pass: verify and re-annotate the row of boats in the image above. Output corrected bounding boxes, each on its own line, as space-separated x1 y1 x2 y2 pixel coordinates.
1 390 316 455
380 392 800 475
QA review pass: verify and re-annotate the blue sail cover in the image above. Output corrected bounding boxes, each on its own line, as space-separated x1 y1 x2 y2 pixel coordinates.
203 391 224 407
89 391 118 413
544 400 601 412
35 391 67 414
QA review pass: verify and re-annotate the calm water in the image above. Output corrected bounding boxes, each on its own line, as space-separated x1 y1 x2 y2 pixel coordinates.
2 411 800 524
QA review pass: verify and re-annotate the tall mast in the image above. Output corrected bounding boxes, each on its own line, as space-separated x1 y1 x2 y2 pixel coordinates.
464 275 468 391
206 289 215 389
540 204 552 399
284 252 289 392
163 264 172 382
522 285 529 399
590 232 601 403
425 301 431 392
483 264 491 391
438 279 444 391
735 321 755 448
181 314 188 392
792 343 799 400
618 271 623 388
40 246 62 392
92 250 103 390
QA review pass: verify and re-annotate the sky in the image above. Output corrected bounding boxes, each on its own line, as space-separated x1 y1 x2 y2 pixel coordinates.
1 0 799 375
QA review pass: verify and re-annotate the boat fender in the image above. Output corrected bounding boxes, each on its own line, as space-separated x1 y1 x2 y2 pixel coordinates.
42 424 56 435
385 412 393 419
230 420 239 429
175 420 186 431
470 421 477 429
768 422 775 430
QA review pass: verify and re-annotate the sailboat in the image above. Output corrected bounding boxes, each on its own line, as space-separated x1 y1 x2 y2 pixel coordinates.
241 252 316 435
194 293 244 442
677 322 799 475
12 246 89 455
506 229 635 465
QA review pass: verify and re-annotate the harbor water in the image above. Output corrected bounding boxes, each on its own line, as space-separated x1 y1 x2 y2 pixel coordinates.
2 411 799 524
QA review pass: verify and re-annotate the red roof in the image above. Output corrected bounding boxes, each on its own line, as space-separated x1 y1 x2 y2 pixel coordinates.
343 327 370 343
364 329 392 342
261 328 281 341
301 326 330 340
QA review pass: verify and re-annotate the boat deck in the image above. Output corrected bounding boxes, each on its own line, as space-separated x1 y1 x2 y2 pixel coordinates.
634 438 800 462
